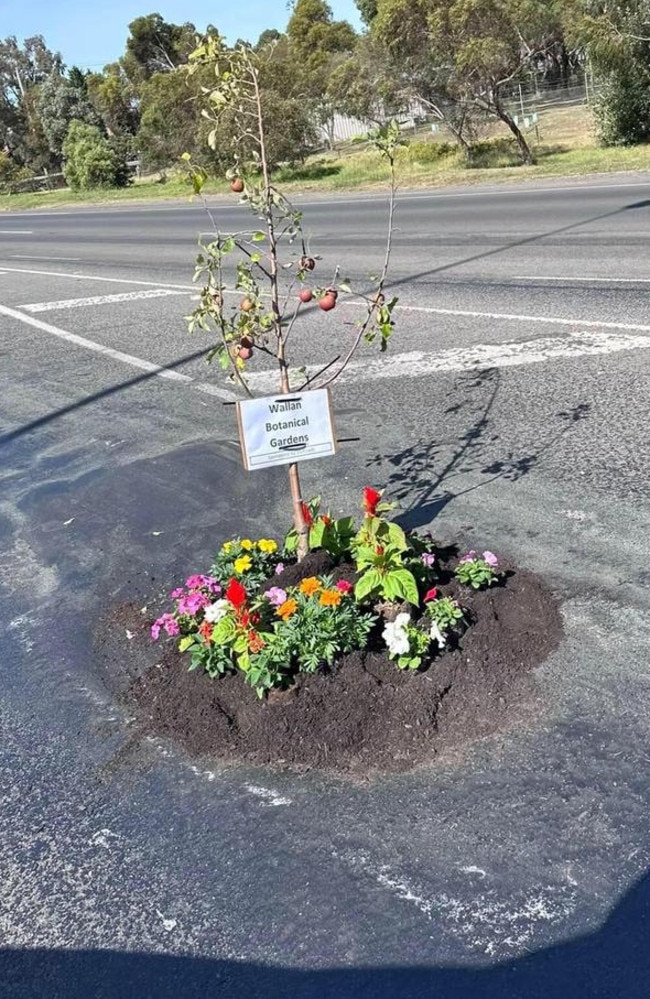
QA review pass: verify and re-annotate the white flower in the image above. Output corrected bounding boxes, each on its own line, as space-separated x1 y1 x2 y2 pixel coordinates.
382 612 411 657
204 599 230 623
429 620 447 649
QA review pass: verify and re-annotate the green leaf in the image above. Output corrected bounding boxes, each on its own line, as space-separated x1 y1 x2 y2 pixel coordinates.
252 231 266 242
179 635 195 652
389 569 420 606
355 569 381 602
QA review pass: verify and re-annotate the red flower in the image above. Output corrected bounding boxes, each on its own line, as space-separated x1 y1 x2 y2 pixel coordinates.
375 545 385 557
225 577 247 612
300 501 313 528
321 514 332 527
199 621 213 642
336 580 353 593
424 587 438 603
363 486 382 517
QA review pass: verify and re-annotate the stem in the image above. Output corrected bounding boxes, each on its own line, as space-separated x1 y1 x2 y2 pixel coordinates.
252 62 308 561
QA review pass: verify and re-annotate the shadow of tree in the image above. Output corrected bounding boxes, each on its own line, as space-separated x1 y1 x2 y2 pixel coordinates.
367 368 590 530
2 864 649 997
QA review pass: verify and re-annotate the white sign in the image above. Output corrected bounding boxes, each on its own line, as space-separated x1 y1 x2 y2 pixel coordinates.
236 388 337 471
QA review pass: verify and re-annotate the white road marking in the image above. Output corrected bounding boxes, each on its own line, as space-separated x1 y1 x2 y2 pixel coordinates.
243 784 293 807
0 230 33 234
0 300 238 401
21 288 189 313
343 300 650 334
515 274 650 284
11 254 81 262
0 264 192 290
246 328 650 391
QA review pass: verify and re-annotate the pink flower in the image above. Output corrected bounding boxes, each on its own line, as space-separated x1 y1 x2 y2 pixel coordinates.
185 574 218 590
170 588 185 599
265 587 287 607
483 551 499 568
459 550 477 564
177 592 210 616
151 613 179 639
335 580 353 593
275 562 285 575
421 553 436 568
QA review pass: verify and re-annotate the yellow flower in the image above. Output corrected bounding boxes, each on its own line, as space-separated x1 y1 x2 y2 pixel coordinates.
221 541 233 554
276 598 298 621
299 576 321 597
319 589 342 607
257 539 278 554
234 555 252 573
240 539 254 551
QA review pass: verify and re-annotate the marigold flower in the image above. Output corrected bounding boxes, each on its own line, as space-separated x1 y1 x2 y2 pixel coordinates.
363 486 382 517
276 598 298 621
221 541 234 554
299 576 321 596
199 621 214 642
225 578 247 612
257 538 278 554
319 589 342 607
240 539 254 551
248 631 266 653
234 555 252 574
335 580 353 594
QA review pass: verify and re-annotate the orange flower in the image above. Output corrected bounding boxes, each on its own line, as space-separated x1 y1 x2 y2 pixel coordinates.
248 631 266 653
299 576 321 596
319 589 342 608
199 621 213 642
276 598 298 621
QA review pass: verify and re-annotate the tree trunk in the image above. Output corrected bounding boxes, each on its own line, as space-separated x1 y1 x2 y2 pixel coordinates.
494 103 534 165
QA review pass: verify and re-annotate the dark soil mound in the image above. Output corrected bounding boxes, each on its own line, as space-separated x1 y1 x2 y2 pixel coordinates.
96 554 563 775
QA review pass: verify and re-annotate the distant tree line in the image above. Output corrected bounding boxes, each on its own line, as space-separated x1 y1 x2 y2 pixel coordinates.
0 0 648 191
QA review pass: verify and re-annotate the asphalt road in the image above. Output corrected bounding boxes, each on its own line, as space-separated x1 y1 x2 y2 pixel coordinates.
1 173 650 998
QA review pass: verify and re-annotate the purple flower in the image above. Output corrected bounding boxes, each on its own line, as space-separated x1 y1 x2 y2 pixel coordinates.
208 580 222 595
421 553 436 568
170 587 185 600
459 550 477 563
483 551 499 568
177 592 210 616
275 562 285 576
265 586 287 607
151 621 162 640
185 574 205 589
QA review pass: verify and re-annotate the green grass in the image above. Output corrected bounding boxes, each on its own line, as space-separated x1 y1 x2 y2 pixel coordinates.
3 106 650 212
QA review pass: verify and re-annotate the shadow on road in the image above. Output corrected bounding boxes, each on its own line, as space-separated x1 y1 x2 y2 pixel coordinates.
2 865 649 997
367 368 590 529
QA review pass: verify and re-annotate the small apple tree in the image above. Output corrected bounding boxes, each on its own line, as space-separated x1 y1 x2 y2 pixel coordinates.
184 33 401 560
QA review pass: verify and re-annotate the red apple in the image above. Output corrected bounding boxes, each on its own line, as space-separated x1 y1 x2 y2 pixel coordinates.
318 293 337 312
299 288 313 303
238 346 253 360
230 177 244 193
240 297 254 312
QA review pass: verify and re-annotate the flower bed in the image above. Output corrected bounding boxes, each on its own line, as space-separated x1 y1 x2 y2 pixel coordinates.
95 489 564 774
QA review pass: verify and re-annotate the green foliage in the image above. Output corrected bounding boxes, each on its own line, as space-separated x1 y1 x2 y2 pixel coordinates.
353 516 420 606
593 66 650 146
122 13 197 81
407 139 455 164
37 72 103 158
62 120 129 190
454 553 500 589
0 153 33 194
137 69 202 172
427 595 464 631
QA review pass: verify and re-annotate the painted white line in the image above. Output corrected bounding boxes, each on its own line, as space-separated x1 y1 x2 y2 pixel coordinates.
0 230 33 234
10 254 81 262
342 299 650 334
0 264 192 291
246 328 650 391
21 288 188 313
515 274 650 284
0 300 238 401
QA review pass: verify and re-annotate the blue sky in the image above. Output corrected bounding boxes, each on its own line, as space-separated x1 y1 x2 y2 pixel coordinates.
5 1 363 71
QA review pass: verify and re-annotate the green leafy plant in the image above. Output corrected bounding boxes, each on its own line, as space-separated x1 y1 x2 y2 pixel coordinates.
353 487 419 606
382 612 431 670
454 550 501 590
284 496 355 559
